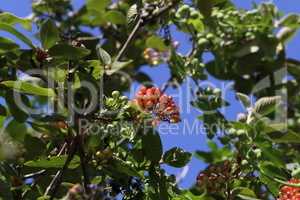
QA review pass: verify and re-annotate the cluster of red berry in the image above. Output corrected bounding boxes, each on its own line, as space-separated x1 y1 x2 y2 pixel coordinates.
196 160 232 193
278 179 300 200
134 86 180 124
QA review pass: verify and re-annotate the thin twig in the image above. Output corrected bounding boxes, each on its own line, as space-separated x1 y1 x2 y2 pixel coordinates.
23 170 47 179
114 18 143 63
44 140 77 199
114 0 179 63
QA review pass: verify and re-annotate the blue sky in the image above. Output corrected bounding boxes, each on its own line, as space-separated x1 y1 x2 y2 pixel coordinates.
1 0 299 189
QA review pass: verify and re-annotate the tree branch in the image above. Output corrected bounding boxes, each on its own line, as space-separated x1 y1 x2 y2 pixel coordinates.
44 140 77 199
78 137 90 193
114 0 179 63
114 18 143 63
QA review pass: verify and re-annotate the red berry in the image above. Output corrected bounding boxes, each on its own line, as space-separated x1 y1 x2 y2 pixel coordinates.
278 179 300 200
133 86 181 124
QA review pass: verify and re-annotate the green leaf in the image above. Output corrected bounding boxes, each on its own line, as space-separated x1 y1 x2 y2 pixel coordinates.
106 60 132 75
40 19 60 49
267 129 300 144
0 12 31 30
0 37 19 53
24 135 45 160
195 141 233 164
142 131 163 163
48 44 90 59
163 147 191 168
1 81 56 97
5 120 28 142
0 23 34 48
146 36 168 51
236 92 251 108
259 161 288 181
187 18 205 32
232 187 258 200
96 45 111 65
174 190 211 200
127 4 138 25
5 91 28 122
110 157 141 178
105 11 126 25
277 13 300 29
253 96 281 116
277 27 298 44
85 60 104 79
234 44 260 58
86 0 111 12
258 162 287 196
0 105 7 116
24 155 80 169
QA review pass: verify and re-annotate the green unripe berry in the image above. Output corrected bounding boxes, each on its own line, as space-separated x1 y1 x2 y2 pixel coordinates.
206 33 214 40
213 88 221 95
216 13 224 18
112 91 120 98
241 159 248 166
180 5 190 12
253 148 262 158
177 5 190 16
191 58 198 65
198 38 209 46
236 129 246 135
107 124 114 129
120 96 128 101
228 128 236 135
106 98 114 105
190 11 200 19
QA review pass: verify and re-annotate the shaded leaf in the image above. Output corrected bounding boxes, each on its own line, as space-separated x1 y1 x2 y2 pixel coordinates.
5 91 28 122
5 120 27 142
86 0 110 12
0 37 19 53
48 44 90 59
163 147 191 168
146 36 168 51
142 131 163 163
106 11 126 25
110 157 141 178
40 19 60 49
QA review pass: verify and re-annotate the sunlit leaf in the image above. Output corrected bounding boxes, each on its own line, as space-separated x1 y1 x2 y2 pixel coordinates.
24 155 80 169
1 81 55 97
0 23 34 48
